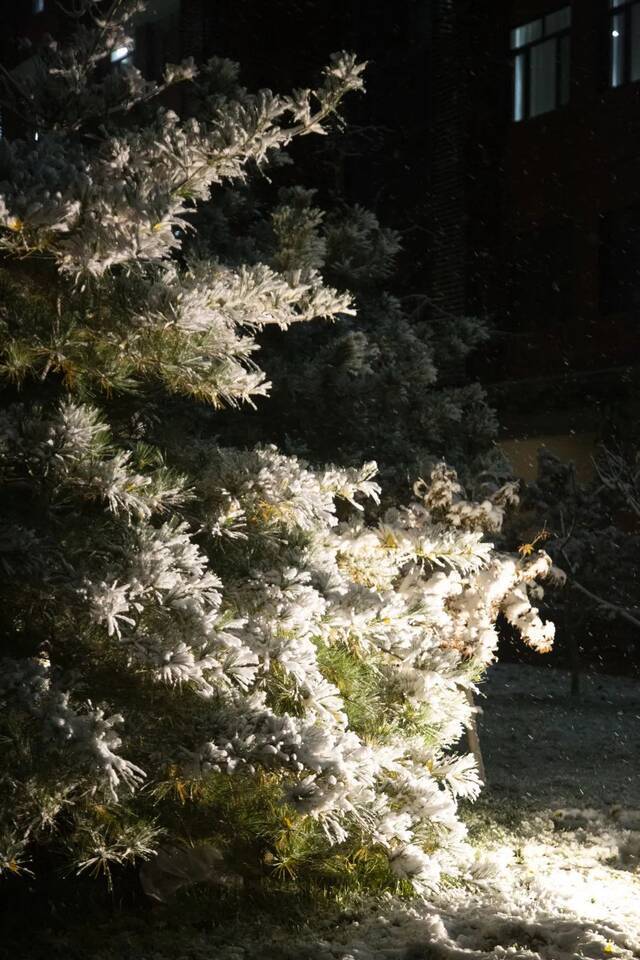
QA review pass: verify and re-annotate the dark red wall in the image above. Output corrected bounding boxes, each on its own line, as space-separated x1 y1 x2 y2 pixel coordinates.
470 1 640 389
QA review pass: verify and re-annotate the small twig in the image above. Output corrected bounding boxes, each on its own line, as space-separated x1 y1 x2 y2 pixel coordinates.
553 524 640 631
569 578 640 632
401 292 467 324
555 511 576 555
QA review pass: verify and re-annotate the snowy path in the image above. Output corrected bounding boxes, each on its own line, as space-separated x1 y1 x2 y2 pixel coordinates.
284 663 640 960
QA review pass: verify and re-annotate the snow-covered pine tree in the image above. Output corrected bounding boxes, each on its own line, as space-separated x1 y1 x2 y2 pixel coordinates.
184 177 499 494
510 446 640 678
0 0 555 907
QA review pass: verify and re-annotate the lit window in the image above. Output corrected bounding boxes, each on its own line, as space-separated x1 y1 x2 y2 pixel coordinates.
33 0 45 12
608 0 640 87
510 6 571 122
110 45 133 65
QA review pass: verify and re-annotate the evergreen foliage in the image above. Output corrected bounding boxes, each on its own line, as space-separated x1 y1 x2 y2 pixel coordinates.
0 0 555 908
185 179 498 490
511 446 640 670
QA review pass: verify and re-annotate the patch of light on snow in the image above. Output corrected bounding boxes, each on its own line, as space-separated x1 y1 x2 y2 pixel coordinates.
284 665 640 960
307 826 640 959
205 665 640 960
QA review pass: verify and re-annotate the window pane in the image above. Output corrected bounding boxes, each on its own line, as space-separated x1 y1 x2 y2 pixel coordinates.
632 4 640 81
513 53 525 121
530 38 557 117
559 34 571 104
610 13 625 87
545 7 571 34
510 19 543 49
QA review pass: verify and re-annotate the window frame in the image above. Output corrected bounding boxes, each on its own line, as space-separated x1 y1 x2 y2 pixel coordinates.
607 0 640 88
510 5 572 122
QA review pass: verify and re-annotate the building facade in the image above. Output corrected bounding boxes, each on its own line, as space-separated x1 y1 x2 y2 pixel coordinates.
2 1 639 474
465 1 640 471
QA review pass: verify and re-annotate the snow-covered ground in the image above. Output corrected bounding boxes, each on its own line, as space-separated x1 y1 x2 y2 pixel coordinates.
253 663 640 960
478 662 639 810
40 663 636 960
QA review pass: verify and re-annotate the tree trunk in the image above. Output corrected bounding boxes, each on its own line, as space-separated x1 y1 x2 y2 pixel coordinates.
565 608 581 699
465 688 486 784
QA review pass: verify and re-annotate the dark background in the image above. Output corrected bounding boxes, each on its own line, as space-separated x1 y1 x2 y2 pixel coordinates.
2 0 640 678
